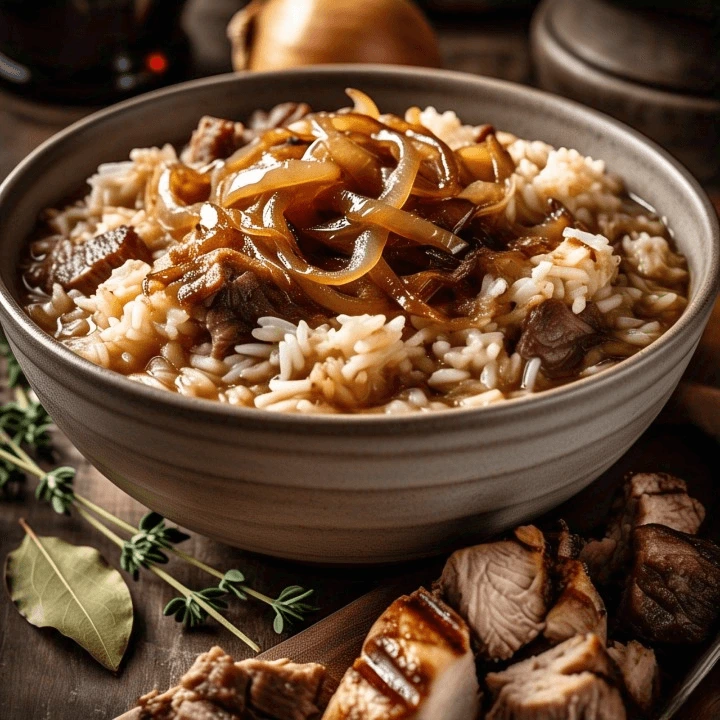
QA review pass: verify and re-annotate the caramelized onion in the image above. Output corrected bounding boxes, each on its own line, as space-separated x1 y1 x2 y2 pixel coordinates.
334 190 467 255
223 159 341 206
139 92 554 326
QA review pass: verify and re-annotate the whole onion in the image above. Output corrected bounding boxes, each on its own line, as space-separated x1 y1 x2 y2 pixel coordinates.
228 0 442 72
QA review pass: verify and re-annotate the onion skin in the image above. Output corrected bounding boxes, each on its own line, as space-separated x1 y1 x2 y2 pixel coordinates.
228 0 442 72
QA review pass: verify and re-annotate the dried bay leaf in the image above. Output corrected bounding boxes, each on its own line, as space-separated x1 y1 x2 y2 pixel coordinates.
4 523 133 671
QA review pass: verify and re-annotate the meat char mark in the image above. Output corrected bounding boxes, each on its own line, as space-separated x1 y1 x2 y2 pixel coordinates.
137 645 330 720
322 587 480 720
30 224 150 295
438 525 551 661
621 523 720 644
516 298 605 378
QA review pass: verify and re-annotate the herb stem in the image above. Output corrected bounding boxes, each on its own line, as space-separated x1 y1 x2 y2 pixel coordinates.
167 547 274 606
149 565 260 652
0 430 43 475
73 495 137 536
74 503 126 549
0 446 41 477
14 386 29 410
168 547 223 580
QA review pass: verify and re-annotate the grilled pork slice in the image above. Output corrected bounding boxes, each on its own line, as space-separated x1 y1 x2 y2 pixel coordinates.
138 646 330 720
544 559 607 645
580 473 705 585
621 524 720 644
439 525 550 661
322 587 480 720
607 640 659 715
485 633 626 720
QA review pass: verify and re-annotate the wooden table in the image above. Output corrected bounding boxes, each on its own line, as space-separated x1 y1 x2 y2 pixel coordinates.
0 2 718 718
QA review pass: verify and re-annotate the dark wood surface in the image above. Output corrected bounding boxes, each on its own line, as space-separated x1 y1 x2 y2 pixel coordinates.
0 2 718 718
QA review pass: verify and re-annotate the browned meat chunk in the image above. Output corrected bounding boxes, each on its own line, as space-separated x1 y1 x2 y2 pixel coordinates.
245 102 312 141
184 116 246 165
607 640 659 715
439 525 550 661
35 225 150 295
580 473 705 585
485 634 626 720
137 646 330 720
544 559 607 645
323 587 480 720
516 299 604 378
620 523 720 644
240 658 332 720
206 271 322 358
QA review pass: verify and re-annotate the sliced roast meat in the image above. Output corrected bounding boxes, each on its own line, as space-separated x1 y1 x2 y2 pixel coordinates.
439 525 550 661
206 271 323 358
322 587 480 720
183 116 246 165
138 646 330 719
580 473 705 585
485 633 626 720
544 558 607 645
516 299 605 378
34 225 150 295
607 640 659 715
620 523 720 644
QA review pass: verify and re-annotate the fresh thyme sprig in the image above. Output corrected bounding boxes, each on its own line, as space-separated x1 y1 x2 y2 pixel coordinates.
164 587 229 628
120 512 191 580
0 397 53 450
270 585 317 634
35 466 76 515
0 358 318 647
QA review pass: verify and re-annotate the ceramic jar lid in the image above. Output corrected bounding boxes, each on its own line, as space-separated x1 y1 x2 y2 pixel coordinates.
548 0 718 96
531 0 720 182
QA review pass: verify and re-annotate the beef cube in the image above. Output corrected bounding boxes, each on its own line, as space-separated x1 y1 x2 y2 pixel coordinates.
45 225 150 295
516 299 604 378
621 524 720 644
184 116 246 165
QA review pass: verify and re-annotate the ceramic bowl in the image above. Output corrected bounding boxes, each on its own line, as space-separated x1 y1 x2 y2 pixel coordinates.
0 67 717 563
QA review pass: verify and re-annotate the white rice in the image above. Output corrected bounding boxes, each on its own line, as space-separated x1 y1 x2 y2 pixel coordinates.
23 107 688 414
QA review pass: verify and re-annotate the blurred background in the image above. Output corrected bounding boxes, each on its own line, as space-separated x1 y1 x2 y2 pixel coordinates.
0 0 718 183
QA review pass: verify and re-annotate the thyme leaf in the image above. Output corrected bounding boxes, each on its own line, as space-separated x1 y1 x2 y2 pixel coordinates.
218 569 248 600
163 587 229 628
35 466 76 515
